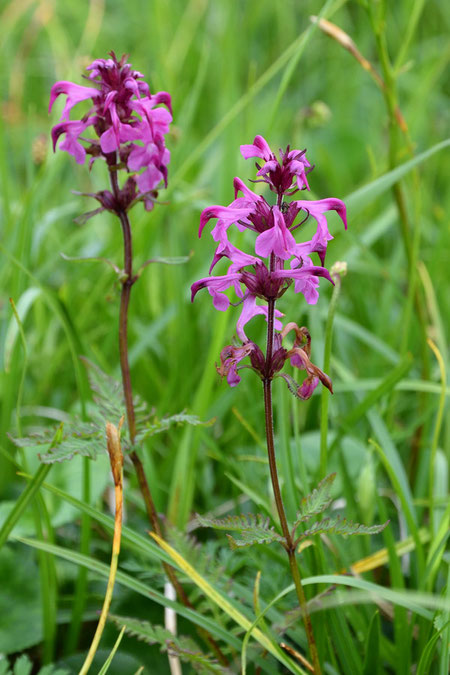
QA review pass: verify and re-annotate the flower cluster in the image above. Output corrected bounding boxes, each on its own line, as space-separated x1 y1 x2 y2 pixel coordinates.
49 52 172 210
191 135 347 396
217 323 332 398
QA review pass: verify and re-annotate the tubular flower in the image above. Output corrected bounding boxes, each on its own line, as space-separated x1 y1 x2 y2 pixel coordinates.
191 135 347 392
192 136 346 336
216 324 332 399
49 51 172 210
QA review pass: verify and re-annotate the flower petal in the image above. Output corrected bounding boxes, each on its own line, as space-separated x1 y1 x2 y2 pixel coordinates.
240 135 272 161
254 206 296 260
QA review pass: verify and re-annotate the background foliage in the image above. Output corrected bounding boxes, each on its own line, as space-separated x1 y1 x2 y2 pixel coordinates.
0 0 449 673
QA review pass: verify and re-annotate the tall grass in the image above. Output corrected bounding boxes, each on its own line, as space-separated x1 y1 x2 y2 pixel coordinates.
0 0 448 673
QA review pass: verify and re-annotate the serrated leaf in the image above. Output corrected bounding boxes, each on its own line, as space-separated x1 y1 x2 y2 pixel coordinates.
80 357 128 424
10 359 210 464
197 513 285 550
298 515 389 541
293 474 336 527
81 358 153 447
9 421 105 464
108 615 226 673
136 412 213 443
0 654 69 675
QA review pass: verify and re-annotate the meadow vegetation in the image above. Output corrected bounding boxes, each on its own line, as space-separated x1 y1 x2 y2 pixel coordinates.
0 0 449 673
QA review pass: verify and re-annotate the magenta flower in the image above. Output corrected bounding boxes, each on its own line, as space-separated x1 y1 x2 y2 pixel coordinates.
216 323 332 399
49 52 172 211
192 135 347 392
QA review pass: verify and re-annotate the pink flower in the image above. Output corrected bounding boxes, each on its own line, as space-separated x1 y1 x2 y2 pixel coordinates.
191 136 346 390
49 52 172 210
240 135 313 194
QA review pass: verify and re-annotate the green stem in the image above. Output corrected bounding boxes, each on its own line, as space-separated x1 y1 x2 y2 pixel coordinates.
263 297 321 674
367 1 430 472
319 273 342 479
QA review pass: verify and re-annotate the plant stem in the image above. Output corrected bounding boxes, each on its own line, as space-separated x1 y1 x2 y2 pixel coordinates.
366 1 430 477
263 296 321 674
109 169 228 667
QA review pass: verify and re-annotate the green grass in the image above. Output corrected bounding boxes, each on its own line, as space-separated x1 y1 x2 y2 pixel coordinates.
0 0 449 673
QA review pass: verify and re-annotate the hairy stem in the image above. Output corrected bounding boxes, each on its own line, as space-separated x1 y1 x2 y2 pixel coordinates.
264 296 321 674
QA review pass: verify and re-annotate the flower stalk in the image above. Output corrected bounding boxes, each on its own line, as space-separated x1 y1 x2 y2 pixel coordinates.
263 298 321 674
191 136 345 672
49 53 228 666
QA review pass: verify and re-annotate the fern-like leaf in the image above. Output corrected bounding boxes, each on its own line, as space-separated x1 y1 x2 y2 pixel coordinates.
297 515 389 541
0 654 69 675
197 513 286 549
293 473 336 527
81 357 128 424
108 615 226 673
9 421 104 463
136 412 213 443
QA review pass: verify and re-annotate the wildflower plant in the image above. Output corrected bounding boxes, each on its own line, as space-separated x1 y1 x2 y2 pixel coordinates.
192 136 388 673
8 52 228 670
48 52 175 527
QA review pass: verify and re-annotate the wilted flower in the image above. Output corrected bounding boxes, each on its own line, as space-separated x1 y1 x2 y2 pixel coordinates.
49 51 172 211
217 323 332 399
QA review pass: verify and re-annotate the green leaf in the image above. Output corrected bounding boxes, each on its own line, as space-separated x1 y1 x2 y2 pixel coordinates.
197 513 286 550
0 548 42 654
293 473 336 527
345 138 450 215
363 611 381 675
80 357 128 425
10 421 104 463
416 622 450 675
97 626 126 675
339 353 413 429
4 287 41 372
136 412 213 443
135 255 191 278
108 615 226 673
72 206 106 225
60 252 121 275
298 515 389 540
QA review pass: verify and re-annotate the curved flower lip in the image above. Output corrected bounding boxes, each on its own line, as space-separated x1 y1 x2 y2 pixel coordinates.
293 197 347 230
240 135 272 161
217 342 256 387
191 273 243 307
209 240 259 274
272 264 334 286
236 294 283 341
49 81 100 119
199 204 256 238
291 197 347 264
254 206 297 260
233 176 262 201
51 116 98 164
